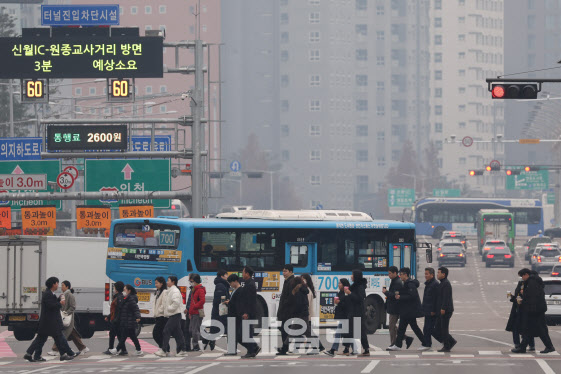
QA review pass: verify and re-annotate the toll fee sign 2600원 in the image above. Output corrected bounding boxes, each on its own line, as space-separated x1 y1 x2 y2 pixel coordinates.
0 37 163 78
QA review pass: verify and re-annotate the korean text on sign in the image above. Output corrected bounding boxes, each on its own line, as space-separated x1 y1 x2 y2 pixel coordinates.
41 5 119 26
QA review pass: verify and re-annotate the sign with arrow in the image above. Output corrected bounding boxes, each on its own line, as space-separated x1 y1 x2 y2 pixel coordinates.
84 159 170 209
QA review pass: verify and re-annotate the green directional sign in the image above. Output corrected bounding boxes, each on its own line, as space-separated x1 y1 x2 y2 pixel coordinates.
547 192 556 205
0 160 61 210
388 188 415 208
506 167 549 190
85 159 170 209
433 189 461 197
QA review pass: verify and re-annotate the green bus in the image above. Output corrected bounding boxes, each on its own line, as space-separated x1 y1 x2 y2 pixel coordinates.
476 209 515 253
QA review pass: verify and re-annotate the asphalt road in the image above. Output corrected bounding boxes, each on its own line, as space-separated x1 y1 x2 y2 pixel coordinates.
1 237 560 374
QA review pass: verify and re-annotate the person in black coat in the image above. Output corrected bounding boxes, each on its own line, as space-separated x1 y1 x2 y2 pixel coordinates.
238 266 260 358
512 269 555 354
115 285 142 355
383 266 410 346
182 273 195 352
345 270 370 356
421 267 439 350
432 267 457 352
25 277 75 362
325 278 351 356
276 264 295 355
224 273 243 356
506 276 535 351
387 267 425 350
205 270 230 350
103 281 125 355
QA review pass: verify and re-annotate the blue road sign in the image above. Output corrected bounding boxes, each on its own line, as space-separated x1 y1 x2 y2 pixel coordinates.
41 5 120 26
230 160 241 172
316 204 324 210
0 138 42 161
0 136 171 161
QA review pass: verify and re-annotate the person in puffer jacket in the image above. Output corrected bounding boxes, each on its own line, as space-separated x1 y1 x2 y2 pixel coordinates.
188 274 206 351
156 276 188 357
152 277 168 349
387 268 426 351
115 285 142 356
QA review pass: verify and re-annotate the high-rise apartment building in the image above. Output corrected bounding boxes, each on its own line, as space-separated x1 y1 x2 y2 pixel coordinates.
429 0 505 195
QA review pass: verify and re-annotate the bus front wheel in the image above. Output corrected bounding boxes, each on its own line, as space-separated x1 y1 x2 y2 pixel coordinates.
364 296 382 334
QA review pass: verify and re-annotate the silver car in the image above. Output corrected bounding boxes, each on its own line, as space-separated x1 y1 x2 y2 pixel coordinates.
543 278 561 326
532 246 561 273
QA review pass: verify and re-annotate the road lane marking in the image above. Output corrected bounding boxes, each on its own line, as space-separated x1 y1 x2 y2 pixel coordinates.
369 351 390 356
457 333 512 346
536 359 555 374
361 360 380 373
450 354 474 358
479 351 502 355
184 362 219 374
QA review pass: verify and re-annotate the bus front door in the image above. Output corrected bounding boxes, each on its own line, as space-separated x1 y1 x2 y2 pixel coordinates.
286 243 314 274
390 243 415 276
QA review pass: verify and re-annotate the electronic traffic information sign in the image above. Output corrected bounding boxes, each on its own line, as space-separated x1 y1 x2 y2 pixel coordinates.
46 125 128 152
0 37 163 78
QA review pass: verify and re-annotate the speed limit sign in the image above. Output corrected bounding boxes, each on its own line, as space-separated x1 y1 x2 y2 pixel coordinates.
57 172 75 190
462 136 473 147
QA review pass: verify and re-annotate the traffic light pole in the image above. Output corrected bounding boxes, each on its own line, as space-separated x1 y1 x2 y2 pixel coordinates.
191 40 205 218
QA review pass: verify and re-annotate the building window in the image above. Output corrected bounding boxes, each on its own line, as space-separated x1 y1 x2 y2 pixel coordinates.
131 6 138 15
281 100 289 112
309 75 321 87
145 86 152 94
356 49 368 61
435 0 442 9
309 100 321 111
376 56 385 65
89 87 96 95
145 106 152 114
392 150 400 161
458 0 465 5
459 105 466 112
377 156 386 166
356 99 368 111
459 87 466 94
459 52 465 59
160 105 167 113
281 125 289 137
435 71 442 80
377 106 385 116
309 50 320 61
309 12 320 24
459 122 466 128
310 125 321 136
356 0 367 10
145 25 152 31
281 75 289 87
458 70 466 77
458 34 465 42
435 105 442 115
356 150 368 162
459 157 466 165
356 125 368 137
145 5 152 14
280 0 288 5
377 81 384 91
75 87 82 96
434 17 442 27
434 35 442 45
392 125 400 136
282 150 290 161
434 53 442 63
281 50 289 62
356 24 367 36
310 150 321 161
376 5 384 15
309 31 320 43
357 176 368 193
356 75 368 86
435 88 442 97
435 123 443 133
436 140 443 150
458 16 465 23
376 31 385 40
281 32 289 43
309 0 320 5
159 5 166 14
160 85 167 93
310 176 321 185
280 13 289 24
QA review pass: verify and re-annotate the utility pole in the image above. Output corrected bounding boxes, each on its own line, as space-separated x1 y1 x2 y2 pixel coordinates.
9 80 14 137
191 39 205 218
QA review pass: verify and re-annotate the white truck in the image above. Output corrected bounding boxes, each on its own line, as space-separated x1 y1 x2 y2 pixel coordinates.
0 235 108 341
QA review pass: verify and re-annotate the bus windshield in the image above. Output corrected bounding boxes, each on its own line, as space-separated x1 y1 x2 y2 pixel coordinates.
110 223 182 262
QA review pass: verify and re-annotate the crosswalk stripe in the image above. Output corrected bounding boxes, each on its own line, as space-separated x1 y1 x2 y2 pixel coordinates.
216 356 240 360
82 355 112 360
156 357 185 361
0 361 12 365
422 352 444 356
394 354 419 358
199 353 224 358
479 351 502 355
450 354 474 358
274 355 299 359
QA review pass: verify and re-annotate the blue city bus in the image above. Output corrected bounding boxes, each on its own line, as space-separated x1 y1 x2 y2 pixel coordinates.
413 198 543 238
103 210 419 334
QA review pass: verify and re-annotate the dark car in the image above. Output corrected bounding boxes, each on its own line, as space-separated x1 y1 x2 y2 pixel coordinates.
437 244 466 267
525 236 553 262
545 228 561 240
441 231 467 249
481 239 507 261
484 246 514 268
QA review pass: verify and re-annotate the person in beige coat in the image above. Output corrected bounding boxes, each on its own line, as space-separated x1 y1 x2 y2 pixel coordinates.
153 277 168 348
48 280 89 356
302 273 325 353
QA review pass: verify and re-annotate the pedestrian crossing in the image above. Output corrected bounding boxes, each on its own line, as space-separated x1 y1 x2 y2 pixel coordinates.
0 349 559 365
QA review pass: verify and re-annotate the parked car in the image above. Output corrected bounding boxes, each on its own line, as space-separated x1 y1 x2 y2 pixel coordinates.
525 236 554 262
543 278 561 326
481 239 507 261
532 246 561 273
440 231 468 249
437 245 466 267
484 246 514 268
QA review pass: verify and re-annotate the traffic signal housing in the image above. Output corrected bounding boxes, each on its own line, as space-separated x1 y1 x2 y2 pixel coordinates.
506 169 521 176
469 170 484 176
491 84 538 99
524 166 540 172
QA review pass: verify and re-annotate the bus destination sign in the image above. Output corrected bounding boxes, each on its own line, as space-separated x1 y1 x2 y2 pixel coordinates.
0 37 163 79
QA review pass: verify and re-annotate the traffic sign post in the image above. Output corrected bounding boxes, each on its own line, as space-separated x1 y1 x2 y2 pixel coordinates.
388 188 415 212
56 172 74 190
85 160 171 209
0 161 61 210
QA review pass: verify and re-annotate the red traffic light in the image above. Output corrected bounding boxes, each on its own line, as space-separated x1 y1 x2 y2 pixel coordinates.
525 166 530 172
492 85 505 98
506 170 512 176
486 165 492 172
469 170 484 176
469 170 475 176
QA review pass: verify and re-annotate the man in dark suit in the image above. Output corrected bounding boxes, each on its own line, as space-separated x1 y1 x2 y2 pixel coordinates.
276 264 294 355
24 277 76 362
433 267 457 352
224 273 242 356
238 266 261 359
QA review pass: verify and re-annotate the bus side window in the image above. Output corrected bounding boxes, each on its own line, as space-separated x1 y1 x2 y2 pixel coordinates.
187 259 193 271
290 245 308 267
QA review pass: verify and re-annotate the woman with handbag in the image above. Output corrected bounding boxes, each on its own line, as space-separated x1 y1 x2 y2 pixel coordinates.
188 274 206 352
48 280 89 356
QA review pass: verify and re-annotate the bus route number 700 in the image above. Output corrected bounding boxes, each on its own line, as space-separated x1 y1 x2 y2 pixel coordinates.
317 276 339 291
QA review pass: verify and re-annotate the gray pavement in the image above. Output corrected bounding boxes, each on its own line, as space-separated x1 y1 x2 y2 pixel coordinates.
1 237 561 373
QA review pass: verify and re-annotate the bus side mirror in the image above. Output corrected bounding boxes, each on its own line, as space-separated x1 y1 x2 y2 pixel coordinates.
426 248 433 263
